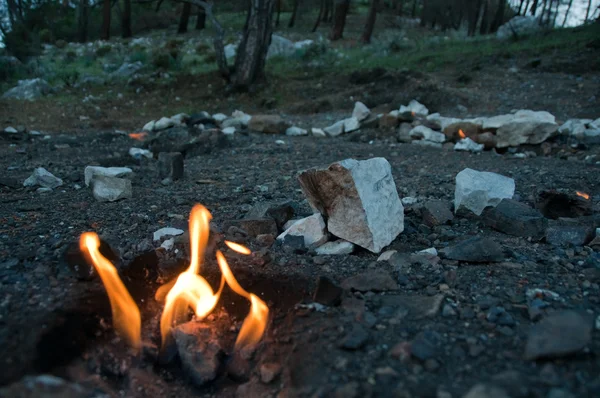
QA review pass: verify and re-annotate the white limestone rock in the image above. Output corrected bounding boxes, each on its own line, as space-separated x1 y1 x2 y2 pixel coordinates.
343 117 361 133
315 240 355 255
23 167 63 189
409 125 446 144
399 100 429 117
311 128 326 137
129 147 153 159
212 113 228 123
426 113 461 130
276 214 328 249
91 176 132 202
232 110 252 126
285 126 308 136
352 102 371 122
142 120 155 132
84 166 133 187
222 127 236 135
454 168 515 216
482 110 558 147
324 120 345 137
154 116 175 131
454 137 484 152
170 113 190 126
298 157 404 253
153 227 185 241
558 119 591 138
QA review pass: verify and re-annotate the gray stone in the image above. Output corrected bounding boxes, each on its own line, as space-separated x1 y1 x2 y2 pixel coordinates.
343 117 361 133
496 121 558 148
91 176 132 202
352 101 370 122
454 168 515 216
409 125 446 144
248 115 289 134
245 201 295 230
267 34 295 58
129 147 153 159
154 116 176 131
142 120 155 131
454 137 484 152
558 119 591 137
545 224 594 246
0 375 94 398
482 199 547 239
497 15 542 39
324 120 345 137
428 113 462 131
2 78 52 100
483 110 555 129
23 167 63 189
276 214 327 249
315 240 354 255
231 110 252 126
422 200 454 227
153 227 185 241
311 127 326 137
111 61 143 78
285 126 308 136
340 323 369 350
222 117 243 130
173 322 223 387
84 166 133 187
399 99 429 117
298 157 404 253
524 311 593 360
158 152 184 180
440 236 505 263
463 383 511 398
379 294 444 320
341 270 398 292
225 218 278 238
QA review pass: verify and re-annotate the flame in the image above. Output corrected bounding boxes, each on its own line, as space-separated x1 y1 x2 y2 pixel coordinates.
79 232 141 351
458 129 466 139
576 191 590 200
225 241 251 255
129 132 147 141
158 204 269 350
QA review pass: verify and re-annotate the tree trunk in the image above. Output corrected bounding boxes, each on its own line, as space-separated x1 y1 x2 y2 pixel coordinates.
178 3 192 33
122 0 132 38
530 0 538 15
101 0 111 40
396 0 403 15
562 0 573 26
523 0 531 16
196 6 206 29
479 0 490 35
78 0 89 42
362 0 379 43
584 0 592 21
323 0 332 22
330 0 350 40
517 0 525 15
289 0 300 27
489 0 506 33
233 0 275 90
411 0 417 17
467 0 483 36
420 0 428 26
312 0 325 31
275 0 282 27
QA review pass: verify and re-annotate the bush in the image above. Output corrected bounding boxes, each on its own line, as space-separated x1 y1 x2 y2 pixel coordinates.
95 45 112 57
129 50 149 64
0 56 21 82
152 51 172 69
196 42 211 54
56 68 80 87
300 41 328 61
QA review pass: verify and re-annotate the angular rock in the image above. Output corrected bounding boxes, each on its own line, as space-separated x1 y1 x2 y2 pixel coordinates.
482 199 547 239
409 125 446 144
91 176 132 202
142 120 155 132
129 147 153 159
483 110 556 130
225 218 278 238
2 78 52 100
399 99 429 117
154 116 175 131
524 311 593 360
422 200 454 227
352 101 371 122
558 119 590 138
231 110 252 126
443 120 483 139
341 270 398 292
379 294 444 320
343 117 361 133
276 214 327 248
298 157 404 253
23 167 63 189
222 127 236 135
311 128 326 137
496 121 558 148
474 132 498 149
170 113 190 126
454 137 484 152
313 276 343 306
440 236 504 263
427 113 462 131
454 168 515 216
248 115 289 134
212 113 228 123
324 120 345 137
84 166 133 187
153 227 185 241
285 126 308 136
221 118 243 130
315 240 354 255
380 112 400 128
158 152 184 181
463 383 511 398
173 322 223 387
340 323 369 350
545 224 594 246
245 201 295 230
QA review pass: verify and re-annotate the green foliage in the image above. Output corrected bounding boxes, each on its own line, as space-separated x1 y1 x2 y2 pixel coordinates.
152 50 181 71
299 41 328 61
95 46 113 57
55 68 80 87
129 50 149 65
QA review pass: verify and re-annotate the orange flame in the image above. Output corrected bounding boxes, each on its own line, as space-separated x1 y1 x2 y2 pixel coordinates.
458 129 466 139
129 132 147 141
79 232 141 351
225 241 251 255
576 191 590 200
157 205 269 351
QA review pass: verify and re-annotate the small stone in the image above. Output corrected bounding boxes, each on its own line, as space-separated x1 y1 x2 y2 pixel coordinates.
231 110 252 126
91 176 132 202
161 238 175 250
285 126 308 136
313 276 343 306
340 323 369 350
352 101 371 122
4 126 18 134
224 218 278 238
410 330 440 360
298 157 404 253
311 127 326 137
377 250 397 261
343 117 361 133
379 112 399 128
248 115 289 134
84 166 133 187
440 236 504 263
154 116 175 131
129 147 153 159
222 127 236 135
454 168 515 216
276 214 327 248
324 120 345 137
442 304 456 317
462 383 511 398
454 137 484 152
259 363 281 384
409 125 446 144
341 270 398 292
399 99 429 117
245 200 295 230
481 199 547 239
173 322 223 387
524 310 593 360
142 120 155 131
380 294 444 319
153 227 185 241
158 152 184 180
422 200 454 227
546 224 594 246
315 240 354 255
417 247 438 256
23 167 63 189
255 234 275 247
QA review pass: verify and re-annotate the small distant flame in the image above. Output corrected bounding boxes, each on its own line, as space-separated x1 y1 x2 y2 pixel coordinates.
458 129 466 139
225 241 251 255
129 132 147 141
79 232 141 351
576 191 590 200
411 111 415 117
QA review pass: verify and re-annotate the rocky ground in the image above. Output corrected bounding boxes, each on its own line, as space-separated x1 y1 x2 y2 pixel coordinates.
1 98 600 397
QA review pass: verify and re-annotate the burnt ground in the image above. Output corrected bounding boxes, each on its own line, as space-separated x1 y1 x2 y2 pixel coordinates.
1 31 600 397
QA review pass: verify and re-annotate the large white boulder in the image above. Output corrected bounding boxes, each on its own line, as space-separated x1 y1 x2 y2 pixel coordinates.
399 100 429 117
23 167 63 189
298 158 404 253
91 176 132 202
497 16 542 39
84 166 133 187
352 102 371 122
454 168 515 216
482 110 558 148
